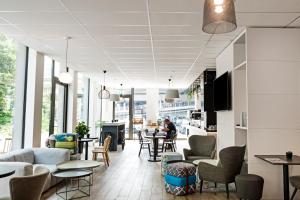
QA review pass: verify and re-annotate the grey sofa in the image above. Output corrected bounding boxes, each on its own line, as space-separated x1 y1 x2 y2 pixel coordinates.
0 148 70 198
183 135 216 161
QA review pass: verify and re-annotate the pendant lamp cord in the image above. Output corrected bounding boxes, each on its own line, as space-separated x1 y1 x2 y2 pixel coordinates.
65 38 69 70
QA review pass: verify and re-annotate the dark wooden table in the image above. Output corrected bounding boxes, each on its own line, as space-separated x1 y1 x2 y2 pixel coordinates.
145 135 166 162
78 138 94 160
255 155 300 200
0 167 15 178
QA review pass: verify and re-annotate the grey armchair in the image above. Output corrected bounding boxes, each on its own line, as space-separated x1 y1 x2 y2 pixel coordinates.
1 166 50 200
183 135 216 161
198 145 246 199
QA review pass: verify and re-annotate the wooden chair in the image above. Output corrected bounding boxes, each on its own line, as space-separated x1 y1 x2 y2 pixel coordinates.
92 136 111 167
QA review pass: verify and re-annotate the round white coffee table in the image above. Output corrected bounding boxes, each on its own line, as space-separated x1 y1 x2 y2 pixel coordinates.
57 160 100 170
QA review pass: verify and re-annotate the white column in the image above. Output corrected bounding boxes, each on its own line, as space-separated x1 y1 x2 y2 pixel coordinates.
146 88 159 123
67 70 78 132
24 51 44 148
12 43 27 150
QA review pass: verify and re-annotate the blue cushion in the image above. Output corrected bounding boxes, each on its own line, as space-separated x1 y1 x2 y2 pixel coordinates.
54 133 77 142
165 174 196 187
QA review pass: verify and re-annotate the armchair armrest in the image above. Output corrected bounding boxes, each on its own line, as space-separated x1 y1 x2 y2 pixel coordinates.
33 148 70 165
198 162 225 183
183 148 192 160
210 149 216 159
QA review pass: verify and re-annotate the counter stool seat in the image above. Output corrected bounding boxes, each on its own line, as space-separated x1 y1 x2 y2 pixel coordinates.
290 176 300 200
235 174 264 200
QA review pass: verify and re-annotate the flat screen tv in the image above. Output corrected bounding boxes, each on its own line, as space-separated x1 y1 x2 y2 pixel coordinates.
213 71 231 111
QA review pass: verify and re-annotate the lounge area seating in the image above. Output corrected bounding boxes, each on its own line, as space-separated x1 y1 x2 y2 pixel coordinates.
198 145 246 199
0 148 70 198
0 166 50 200
46 133 81 160
183 135 216 162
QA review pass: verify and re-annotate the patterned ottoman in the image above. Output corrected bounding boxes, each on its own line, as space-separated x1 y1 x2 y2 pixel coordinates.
164 162 196 196
161 152 183 176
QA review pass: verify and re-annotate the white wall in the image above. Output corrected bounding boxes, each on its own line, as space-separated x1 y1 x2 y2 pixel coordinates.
216 44 235 154
246 28 300 199
146 88 159 123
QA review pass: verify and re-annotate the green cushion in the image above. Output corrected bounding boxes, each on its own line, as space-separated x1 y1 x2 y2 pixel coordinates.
55 141 76 149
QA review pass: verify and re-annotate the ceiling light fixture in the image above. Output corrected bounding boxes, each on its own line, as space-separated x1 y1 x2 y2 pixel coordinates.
119 83 124 101
58 37 73 84
110 94 120 102
165 78 180 99
98 70 110 99
202 0 237 34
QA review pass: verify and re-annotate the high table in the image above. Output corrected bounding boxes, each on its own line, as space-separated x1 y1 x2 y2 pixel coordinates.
78 138 94 160
145 135 166 162
0 167 15 178
255 155 300 200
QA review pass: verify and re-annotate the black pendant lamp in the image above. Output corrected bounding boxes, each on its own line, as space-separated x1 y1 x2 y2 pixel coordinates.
202 0 237 34
98 70 110 99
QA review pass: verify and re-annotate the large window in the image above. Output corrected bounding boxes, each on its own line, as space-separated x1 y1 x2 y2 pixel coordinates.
159 89 194 138
0 34 16 152
40 56 53 146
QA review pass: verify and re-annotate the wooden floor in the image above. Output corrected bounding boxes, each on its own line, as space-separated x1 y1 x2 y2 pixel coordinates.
44 140 238 200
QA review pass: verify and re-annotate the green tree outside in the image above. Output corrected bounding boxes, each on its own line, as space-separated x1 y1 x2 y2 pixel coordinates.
0 33 16 138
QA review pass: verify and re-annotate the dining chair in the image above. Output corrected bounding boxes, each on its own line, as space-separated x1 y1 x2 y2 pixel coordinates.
138 131 151 157
92 136 111 167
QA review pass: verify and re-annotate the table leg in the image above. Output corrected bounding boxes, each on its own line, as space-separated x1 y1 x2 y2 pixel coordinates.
283 165 290 200
148 138 161 162
153 138 158 161
85 142 88 160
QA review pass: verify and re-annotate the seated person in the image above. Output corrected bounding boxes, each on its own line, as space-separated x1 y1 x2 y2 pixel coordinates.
161 118 176 139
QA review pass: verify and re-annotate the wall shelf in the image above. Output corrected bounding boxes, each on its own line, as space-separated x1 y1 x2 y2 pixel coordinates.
235 125 248 130
234 61 247 71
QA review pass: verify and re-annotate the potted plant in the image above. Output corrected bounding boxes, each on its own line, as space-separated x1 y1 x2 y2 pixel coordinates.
75 121 90 139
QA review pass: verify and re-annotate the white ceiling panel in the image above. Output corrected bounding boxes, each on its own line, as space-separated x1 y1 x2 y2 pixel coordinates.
74 12 148 26
149 0 204 12
0 0 297 88
61 0 146 12
0 0 64 12
0 12 77 25
235 0 300 13
237 13 300 27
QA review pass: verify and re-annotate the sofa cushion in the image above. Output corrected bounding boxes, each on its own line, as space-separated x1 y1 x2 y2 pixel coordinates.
54 133 77 142
55 141 76 149
187 155 211 161
33 148 70 165
9 149 34 164
0 154 15 162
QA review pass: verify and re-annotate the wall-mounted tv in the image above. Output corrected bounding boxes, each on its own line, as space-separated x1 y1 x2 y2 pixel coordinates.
213 71 231 111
